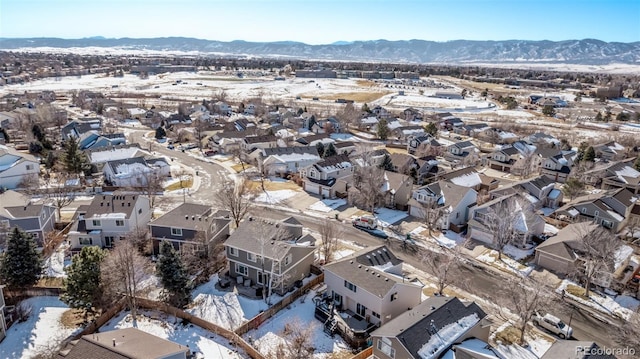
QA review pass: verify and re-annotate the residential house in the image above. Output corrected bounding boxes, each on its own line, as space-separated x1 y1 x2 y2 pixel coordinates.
403 107 423 122
56 328 190 359
438 167 489 192
317 245 423 347
242 135 278 152
392 125 425 143
600 159 640 194
78 131 126 151
0 145 39 189
526 132 560 147
408 180 478 232
554 188 636 232
445 141 478 163
163 114 192 128
225 215 315 295
61 118 102 140
213 101 232 116
67 193 151 250
149 203 230 255
103 156 170 188
490 175 563 210
489 145 522 172
534 222 600 275
209 128 262 154
388 153 417 175
382 171 413 210
468 193 546 247
254 146 322 177
537 148 575 183
407 135 442 156
295 133 332 147
334 141 356 156
541 340 617 359
301 154 353 199
316 117 341 133
87 144 143 166
481 128 518 144
453 123 489 137
594 141 627 161
370 296 489 359
0 285 6 342
0 190 56 248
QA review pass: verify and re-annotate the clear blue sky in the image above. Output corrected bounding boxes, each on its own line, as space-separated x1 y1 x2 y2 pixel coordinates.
1 0 638 44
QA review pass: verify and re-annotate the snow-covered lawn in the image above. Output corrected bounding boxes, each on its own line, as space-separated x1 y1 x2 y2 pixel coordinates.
43 245 70 278
0 297 77 359
502 244 535 261
245 290 350 358
101 311 246 359
476 249 534 277
491 322 553 359
374 208 408 227
308 199 346 213
255 190 298 204
187 275 270 331
557 279 637 320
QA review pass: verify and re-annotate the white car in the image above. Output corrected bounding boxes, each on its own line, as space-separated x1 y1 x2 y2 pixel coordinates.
532 312 573 339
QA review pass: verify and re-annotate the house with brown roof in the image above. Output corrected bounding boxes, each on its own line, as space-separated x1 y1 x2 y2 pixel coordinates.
316 245 423 347
489 175 563 210
382 171 413 210
242 134 278 152
57 327 190 359
148 203 230 255
67 193 151 250
534 222 600 275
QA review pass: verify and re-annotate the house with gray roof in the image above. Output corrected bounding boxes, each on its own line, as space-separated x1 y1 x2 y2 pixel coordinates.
408 180 477 232
370 296 489 359
534 222 599 275
554 188 636 232
490 175 563 210
149 203 230 255
541 340 617 359
0 144 40 190
56 327 190 359
254 146 322 177
600 159 640 194
0 190 56 248
103 156 170 188
537 148 575 183
301 154 353 199
316 245 423 347
61 118 102 141
224 215 315 295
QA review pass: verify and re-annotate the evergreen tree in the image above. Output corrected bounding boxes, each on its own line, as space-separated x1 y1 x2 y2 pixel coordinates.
584 146 596 162
542 105 556 117
156 241 191 308
424 122 438 137
0 228 43 289
595 112 603 122
61 246 107 319
362 103 371 113
315 142 325 157
379 154 394 171
377 118 390 141
62 137 89 174
323 143 337 158
155 126 166 139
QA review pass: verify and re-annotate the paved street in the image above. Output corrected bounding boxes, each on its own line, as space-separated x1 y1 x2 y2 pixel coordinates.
128 128 622 349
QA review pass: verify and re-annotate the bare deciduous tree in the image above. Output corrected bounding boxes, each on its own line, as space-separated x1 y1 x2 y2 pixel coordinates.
498 276 550 345
416 198 448 238
572 223 621 297
250 219 292 304
318 219 341 264
214 178 254 228
100 240 151 327
348 144 386 214
269 318 317 359
136 171 165 210
483 196 534 260
421 246 463 295
45 173 77 219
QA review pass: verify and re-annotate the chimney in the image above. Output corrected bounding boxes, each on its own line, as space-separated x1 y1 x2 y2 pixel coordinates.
112 339 116 347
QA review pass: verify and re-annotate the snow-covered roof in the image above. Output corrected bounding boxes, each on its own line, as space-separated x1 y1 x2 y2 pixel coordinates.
615 166 640 183
417 313 480 358
449 172 482 188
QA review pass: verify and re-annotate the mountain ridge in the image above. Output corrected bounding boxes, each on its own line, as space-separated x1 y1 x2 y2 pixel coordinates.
1 37 639 65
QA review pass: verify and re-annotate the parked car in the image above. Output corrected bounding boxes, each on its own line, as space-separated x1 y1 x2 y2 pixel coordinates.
532 312 573 339
167 144 175 150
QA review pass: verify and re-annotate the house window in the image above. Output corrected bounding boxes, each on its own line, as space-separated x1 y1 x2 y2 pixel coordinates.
235 263 248 276
372 311 380 319
171 228 183 236
594 210 599 217
581 208 586 214
247 252 257 262
455 212 459 219
344 280 357 292
30 232 39 239
377 338 396 358
105 236 114 247
139 208 143 214
390 292 398 302
92 220 101 227
257 272 268 285
284 254 292 266
26 165 33 170
356 303 367 317
116 220 125 227
602 220 613 229
229 247 238 256
333 292 343 306
79 238 92 245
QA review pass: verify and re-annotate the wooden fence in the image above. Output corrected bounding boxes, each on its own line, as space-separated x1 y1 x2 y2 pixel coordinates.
234 273 324 336
350 347 373 359
70 297 127 340
4 287 62 305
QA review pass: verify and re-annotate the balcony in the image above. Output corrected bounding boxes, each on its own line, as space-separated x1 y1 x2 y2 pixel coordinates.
313 294 377 349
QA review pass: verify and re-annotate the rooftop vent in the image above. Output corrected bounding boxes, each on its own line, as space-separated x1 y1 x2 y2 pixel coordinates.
185 215 189 220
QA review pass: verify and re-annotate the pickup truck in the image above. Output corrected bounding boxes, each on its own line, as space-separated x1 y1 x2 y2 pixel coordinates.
532 312 573 339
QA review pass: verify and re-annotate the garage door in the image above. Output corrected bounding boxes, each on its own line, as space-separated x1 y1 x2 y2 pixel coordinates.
536 253 569 275
305 182 320 195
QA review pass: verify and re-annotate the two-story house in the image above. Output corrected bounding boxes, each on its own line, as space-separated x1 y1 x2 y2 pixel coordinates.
301 154 353 199
242 134 278 153
468 193 546 248
317 245 424 347
387 153 417 175
78 131 126 151
254 146 322 177
600 159 640 194
594 141 627 161
407 135 442 156
61 118 102 140
0 190 56 248
148 203 230 255
408 181 478 232
382 171 413 210
0 145 40 190
554 188 636 232
490 175 563 210
537 148 575 183
370 296 489 359
67 193 151 250
225 215 315 295
445 141 478 164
